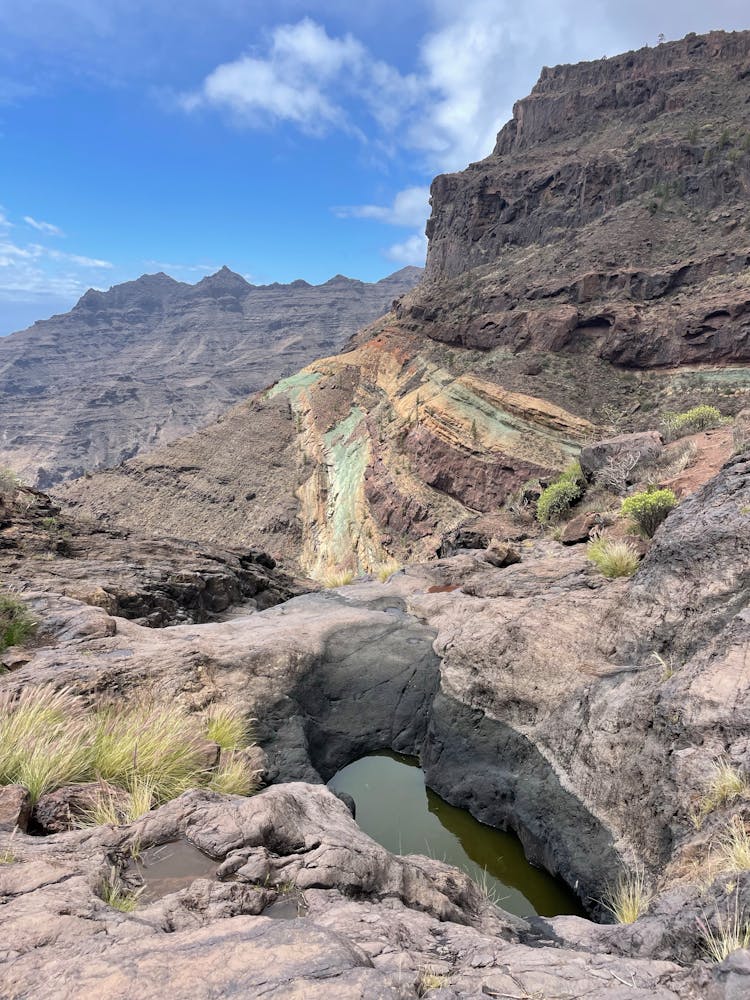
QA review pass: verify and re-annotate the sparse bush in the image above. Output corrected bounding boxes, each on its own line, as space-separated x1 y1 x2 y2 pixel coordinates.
661 405 723 441
536 463 585 524
595 453 640 494
602 865 652 923
0 592 36 653
587 537 640 578
621 488 677 537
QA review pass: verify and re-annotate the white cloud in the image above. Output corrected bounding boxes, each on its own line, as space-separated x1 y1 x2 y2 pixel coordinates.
24 215 64 236
180 17 420 138
385 233 428 266
335 186 430 228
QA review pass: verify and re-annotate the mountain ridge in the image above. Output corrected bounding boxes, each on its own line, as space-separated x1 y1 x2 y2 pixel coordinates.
0 264 422 486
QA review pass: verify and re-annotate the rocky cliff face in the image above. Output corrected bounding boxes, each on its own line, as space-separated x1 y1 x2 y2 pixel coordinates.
418 31 750 366
60 32 750 580
0 266 421 487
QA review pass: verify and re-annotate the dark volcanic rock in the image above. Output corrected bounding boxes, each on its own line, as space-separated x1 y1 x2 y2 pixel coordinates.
0 266 422 487
407 32 750 369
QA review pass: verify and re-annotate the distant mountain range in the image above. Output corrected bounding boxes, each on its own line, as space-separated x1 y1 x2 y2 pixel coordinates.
0 265 422 486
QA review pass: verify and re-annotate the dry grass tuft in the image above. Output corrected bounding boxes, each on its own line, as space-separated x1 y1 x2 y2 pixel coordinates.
717 816 750 873
0 685 261 810
601 865 652 924
587 537 641 578
416 969 448 995
701 758 748 817
205 704 253 752
374 559 402 582
699 897 750 963
98 866 142 912
208 756 260 796
322 569 355 588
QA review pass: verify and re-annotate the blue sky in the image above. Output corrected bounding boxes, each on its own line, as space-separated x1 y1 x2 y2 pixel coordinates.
0 0 748 334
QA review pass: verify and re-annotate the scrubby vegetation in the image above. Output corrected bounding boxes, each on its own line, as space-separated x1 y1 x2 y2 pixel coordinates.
602 866 652 924
0 592 36 654
536 462 585 524
0 685 258 808
621 488 677 537
662 405 723 441
0 468 19 500
587 537 640 578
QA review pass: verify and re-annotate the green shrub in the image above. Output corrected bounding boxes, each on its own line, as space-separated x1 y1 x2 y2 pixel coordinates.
536 463 585 524
621 489 677 537
0 593 36 653
587 537 641 578
662 405 722 441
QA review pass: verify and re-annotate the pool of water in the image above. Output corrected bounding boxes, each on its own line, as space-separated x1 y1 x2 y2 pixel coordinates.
328 751 584 918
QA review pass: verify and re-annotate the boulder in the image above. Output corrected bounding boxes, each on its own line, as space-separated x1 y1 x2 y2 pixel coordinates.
33 782 131 833
580 431 663 483
483 540 522 567
0 784 32 833
559 512 599 545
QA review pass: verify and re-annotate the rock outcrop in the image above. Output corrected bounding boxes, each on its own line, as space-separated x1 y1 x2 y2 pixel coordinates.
0 484 302 630
60 33 750 578
0 266 422 487
3 784 734 999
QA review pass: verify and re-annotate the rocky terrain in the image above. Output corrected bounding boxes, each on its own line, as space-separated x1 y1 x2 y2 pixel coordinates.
61 31 750 580
0 265 421 487
0 482 302 630
1 434 749 996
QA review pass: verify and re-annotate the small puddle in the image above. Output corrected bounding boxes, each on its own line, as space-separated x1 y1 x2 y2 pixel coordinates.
130 840 218 902
328 751 585 919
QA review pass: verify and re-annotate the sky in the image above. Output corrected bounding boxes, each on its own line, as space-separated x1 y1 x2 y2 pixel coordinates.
0 0 748 334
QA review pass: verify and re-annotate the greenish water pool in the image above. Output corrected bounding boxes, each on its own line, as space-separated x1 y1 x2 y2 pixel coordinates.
328 751 585 918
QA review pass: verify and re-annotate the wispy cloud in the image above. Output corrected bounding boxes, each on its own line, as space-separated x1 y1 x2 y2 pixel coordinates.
24 215 64 236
